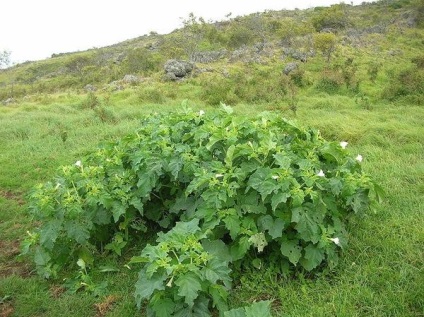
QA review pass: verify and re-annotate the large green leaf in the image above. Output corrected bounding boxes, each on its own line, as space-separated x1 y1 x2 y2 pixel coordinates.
150 297 175 317
280 239 302 265
299 244 325 271
174 272 202 306
134 270 166 307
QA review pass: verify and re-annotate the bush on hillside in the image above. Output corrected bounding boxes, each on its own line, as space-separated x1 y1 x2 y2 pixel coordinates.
382 65 424 103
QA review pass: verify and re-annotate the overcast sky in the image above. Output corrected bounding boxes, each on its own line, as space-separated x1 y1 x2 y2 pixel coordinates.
1 0 375 64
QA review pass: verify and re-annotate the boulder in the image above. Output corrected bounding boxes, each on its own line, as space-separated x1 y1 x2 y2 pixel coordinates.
84 84 96 92
164 59 194 80
2 98 16 106
283 62 298 75
122 74 139 84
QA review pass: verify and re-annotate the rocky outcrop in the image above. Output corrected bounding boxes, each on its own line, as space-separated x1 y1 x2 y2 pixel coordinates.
283 62 298 75
191 50 227 63
122 74 139 84
164 59 194 81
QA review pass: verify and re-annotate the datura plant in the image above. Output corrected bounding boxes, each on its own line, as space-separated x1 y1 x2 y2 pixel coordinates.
24 104 382 316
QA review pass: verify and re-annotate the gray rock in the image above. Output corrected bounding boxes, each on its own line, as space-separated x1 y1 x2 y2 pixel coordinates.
122 74 139 84
283 62 298 75
164 59 194 80
2 98 16 106
84 84 96 92
282 47 308 62
107 81 124 91
191 50 227 63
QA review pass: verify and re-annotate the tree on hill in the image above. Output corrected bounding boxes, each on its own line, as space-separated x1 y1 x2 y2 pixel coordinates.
311 4 350 31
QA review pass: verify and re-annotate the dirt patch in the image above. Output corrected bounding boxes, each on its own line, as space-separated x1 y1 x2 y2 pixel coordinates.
0 190 25 206
0 240 32 278
94 295 119 317
50 285 66 299
0 303 14 317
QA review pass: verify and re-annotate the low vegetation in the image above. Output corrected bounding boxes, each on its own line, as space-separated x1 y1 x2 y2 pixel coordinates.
0 0 423 316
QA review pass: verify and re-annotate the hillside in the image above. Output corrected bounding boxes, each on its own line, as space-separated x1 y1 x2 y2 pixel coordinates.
0 0 423 106
0 0 423 316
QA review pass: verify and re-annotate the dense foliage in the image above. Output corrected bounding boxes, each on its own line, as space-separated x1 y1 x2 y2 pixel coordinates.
25 106 381 315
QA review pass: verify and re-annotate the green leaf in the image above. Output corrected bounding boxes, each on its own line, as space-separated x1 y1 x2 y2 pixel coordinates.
273 153 291 169
204 257 232 286
224 301 272 317
224 307 245 317
209 284 229 312
64 220 90 244
329 178 343 196
245 300 273 317
225 145 236 167
150 297 175 317
299 244 325 271
111 201 126 222
223 212 241 240
292 206 321 244
230 236 251 261
202 239 232 263
271 191 290 211
39 219 62 250
268 218 285 239
280 239 302 265
174 272 202 307
134 270 166 307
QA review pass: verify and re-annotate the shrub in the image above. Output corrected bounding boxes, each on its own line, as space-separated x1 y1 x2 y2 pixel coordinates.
315 69 345 93
382 65 424 103
24 107 381 315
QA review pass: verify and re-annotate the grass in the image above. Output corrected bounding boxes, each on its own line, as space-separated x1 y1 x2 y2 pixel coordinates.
0 86 423 316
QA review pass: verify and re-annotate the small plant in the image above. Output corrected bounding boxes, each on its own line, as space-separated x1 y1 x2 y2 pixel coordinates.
81 91 100 109
355 93 371 110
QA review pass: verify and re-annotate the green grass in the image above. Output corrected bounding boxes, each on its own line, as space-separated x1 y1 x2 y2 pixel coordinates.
0 88 423 316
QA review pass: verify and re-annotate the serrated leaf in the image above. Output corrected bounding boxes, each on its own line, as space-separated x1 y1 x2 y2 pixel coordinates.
202 239 232 263
34 247 51 267
223 213 240 240
151 297 175 317
64 220 90 244
258 215 273 232
224 307 245 317
273 153 291 169
39 219 62 250
268 218 285 239
293 207 321 244
280 239 302 265
299 244 325 271
209 284 229 312
204 257 232 286
329 178 343 196
134 270 166 307
168 157 183 179
271 191 290 211
230 236 251 261
174 296 211 317
111 201 126 222
174 272 202 307
245 300 272 317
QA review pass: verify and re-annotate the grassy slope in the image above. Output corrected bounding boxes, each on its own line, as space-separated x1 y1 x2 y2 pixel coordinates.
1 2 423 317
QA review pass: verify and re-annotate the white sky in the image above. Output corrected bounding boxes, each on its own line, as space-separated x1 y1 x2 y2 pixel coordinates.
1 0 375 64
